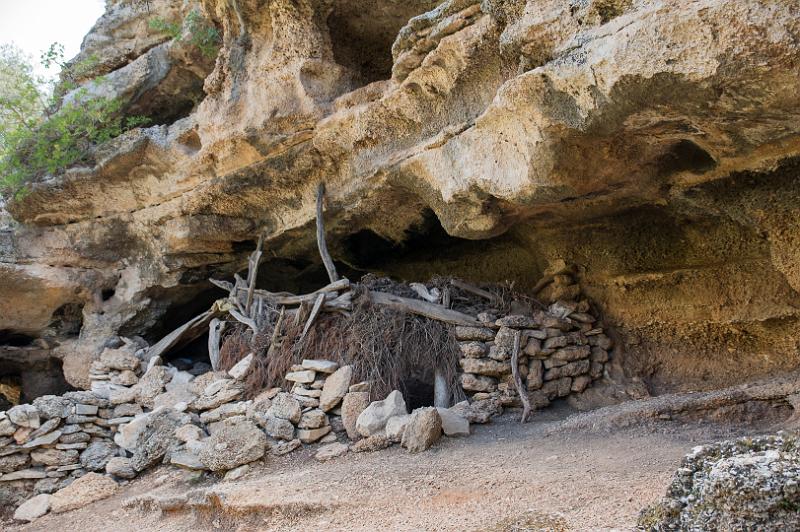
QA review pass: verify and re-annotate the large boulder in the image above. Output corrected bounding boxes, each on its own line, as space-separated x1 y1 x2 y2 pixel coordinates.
8 404 40 428
33 395 73 419
435 408 470 437
197 417 267 471
401 407 442 454
319 365 353 412
341 391 370 440
116 408 186 472
640 434 800 531
356 390 407 437
385 415 410 443
261 415 295 441
189 378 244 411
449 398 502 424
135 365 173 409
50 473 118 513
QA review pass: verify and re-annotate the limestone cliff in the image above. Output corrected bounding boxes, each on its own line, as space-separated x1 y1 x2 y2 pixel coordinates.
2 0 800 394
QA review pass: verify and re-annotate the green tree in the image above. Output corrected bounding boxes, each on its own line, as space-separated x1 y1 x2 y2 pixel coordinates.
0 45 46 148
0 43 148 196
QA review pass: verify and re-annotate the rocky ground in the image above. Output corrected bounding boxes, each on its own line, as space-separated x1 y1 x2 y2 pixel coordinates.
5 397 790 532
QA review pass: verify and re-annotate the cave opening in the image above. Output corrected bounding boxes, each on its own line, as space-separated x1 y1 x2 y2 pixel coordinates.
401 367 437 410
124 284 222 373
0 350 75 406
658 139 718 176
49 303 84 337
341 209 469 270
326 1 445 86
0 330 36 347
338 208 536 289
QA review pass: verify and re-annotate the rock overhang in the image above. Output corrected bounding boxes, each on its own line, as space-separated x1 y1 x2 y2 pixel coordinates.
2 0 800 391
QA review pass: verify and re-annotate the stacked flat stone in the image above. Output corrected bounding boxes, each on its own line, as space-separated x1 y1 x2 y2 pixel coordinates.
456 299 612 410
88 343 145 398
0 391 124 501
278 359 349 445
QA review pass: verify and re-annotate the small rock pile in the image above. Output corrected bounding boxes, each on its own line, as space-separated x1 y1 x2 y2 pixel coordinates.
456 300 612 410
639 433 800 531
324 387 472 460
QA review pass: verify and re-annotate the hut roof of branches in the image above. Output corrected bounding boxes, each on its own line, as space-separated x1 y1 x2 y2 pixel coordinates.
144 184 545 402
215 274 533 401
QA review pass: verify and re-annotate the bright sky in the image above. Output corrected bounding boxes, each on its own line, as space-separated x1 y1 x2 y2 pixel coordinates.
0 0 106 77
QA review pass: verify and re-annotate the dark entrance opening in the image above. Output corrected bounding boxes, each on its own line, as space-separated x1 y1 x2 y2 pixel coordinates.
401 366 437 411
0 348 75 405
326 1 445 86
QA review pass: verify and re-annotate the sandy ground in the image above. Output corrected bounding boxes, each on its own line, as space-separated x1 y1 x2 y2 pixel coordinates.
7 398 785 532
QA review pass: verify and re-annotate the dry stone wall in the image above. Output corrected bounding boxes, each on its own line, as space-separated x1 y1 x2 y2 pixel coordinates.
456 301 611 410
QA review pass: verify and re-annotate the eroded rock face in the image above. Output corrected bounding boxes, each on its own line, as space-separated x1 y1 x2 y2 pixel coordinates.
3 0 800 393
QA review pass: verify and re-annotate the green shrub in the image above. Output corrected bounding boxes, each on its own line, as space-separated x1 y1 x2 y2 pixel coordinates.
0 43 149 197
149 9 221 59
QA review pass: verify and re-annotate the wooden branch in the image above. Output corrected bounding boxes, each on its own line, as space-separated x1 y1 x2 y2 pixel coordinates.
410 283 441 303
265 307 285 358
147 310 219 361
294 300 308 326
368 290 481 326
316 183 339 283
210 278 350 306
210 278 234 292
442 287 451 309
299 293 325 342
451 279 499 304
229 307 258 335
323 291 352 311
510 329 531 423
245 234 264 315
208 318 226 371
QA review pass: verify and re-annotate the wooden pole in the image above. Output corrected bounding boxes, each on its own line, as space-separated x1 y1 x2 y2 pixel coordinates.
434 370 450 408
316 183 339 283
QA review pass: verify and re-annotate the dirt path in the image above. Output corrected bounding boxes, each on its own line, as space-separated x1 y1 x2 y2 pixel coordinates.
9 402 784 532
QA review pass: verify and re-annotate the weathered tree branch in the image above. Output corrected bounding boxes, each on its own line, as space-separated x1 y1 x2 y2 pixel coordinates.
299 293 325 342
368 290 482 326
229 307 258 335
147 309 220 361
410 283 441 303
209 279 350 307
245 234 264 315
451 279 499 304
316 183 339 283
208 318 225 371
510 329 531 423
265 307 286 358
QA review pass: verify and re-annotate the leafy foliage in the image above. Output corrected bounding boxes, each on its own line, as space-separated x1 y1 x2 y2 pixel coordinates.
148 17 182 40
0 45 45 147
0 43 149 196
149 9 221 59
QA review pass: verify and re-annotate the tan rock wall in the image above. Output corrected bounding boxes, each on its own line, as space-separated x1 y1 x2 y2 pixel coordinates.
2 0 800 393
